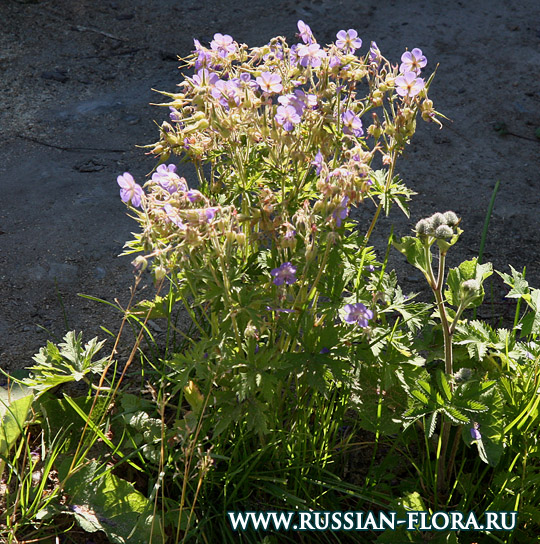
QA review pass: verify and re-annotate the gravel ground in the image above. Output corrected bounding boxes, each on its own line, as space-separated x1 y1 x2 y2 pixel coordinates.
1 0 539 373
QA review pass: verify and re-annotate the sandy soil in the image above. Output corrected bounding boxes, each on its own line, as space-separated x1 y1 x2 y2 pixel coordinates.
1 0 539 373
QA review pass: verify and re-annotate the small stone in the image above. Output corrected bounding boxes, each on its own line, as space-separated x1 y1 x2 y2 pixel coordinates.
116 12 134 20
95 266 106 279
41 70 68 83
124 114 140 125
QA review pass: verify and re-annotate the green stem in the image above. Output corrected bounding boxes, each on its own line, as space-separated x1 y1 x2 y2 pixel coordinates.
362 150 397 249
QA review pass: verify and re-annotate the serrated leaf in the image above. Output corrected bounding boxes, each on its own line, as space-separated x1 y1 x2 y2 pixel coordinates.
393 236 430 277
417 380 432 396
411 389 429 405
427 411 439 438
461 399 489 412
443 406 470 424
436 370 452 402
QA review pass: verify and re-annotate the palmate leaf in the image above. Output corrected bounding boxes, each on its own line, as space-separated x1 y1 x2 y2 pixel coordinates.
22 331 109 395
370 170 415 217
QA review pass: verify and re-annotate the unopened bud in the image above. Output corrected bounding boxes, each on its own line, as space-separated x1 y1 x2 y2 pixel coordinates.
131 256 148 272
415 218 431 236
430 212 447 229
461 279 480 295
443 211 459 227
154 265 167 282
434 224 453 239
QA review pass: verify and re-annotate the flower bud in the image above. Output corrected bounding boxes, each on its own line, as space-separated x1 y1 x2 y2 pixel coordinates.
461 279 480 295
132 256 148 272
415 218 430 236
430 212 447 229
154 265 167 282
443 211 459 227
434 224 453 239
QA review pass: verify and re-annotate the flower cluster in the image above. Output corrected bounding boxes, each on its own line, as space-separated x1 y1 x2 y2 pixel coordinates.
415 211 460 240
118 21 438 347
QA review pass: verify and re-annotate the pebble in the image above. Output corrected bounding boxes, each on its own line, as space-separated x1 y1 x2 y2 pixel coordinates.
95 266 106 279
41 70 68 83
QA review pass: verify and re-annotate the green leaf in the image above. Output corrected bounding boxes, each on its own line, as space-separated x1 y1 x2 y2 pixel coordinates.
497 266 529 299
393 236 430 277
427 411 439 438
442 406 470 424
0 384 33 457
411 389 429 405
60 459 164 544
436 370 452 402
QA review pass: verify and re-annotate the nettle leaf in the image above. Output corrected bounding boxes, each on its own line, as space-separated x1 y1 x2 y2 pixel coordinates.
497 265 529 299
411 389 429 405
521 289 540 336
393 236 430 277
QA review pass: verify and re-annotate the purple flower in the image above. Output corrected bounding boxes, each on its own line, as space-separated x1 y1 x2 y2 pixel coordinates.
117 172 144 207
312 151 324 174
297 43 326 68
271 262 297 286
275 105 301 131
342 303 373 328
240 72 259 91
470 423 481 441
203 207 218 222
192 69 219 87
210 33 236 58
169 107 182 122
336 29 362 53
187 189 203 203
297 20 314 44
400 48 427 75
329 55 342 69
333 196 350 227
152 164 187 193
277 90 313 116
163 203 186 229
290 44 300 66
395 71 425 98
369 41 381 66
256 72 283 94
341 110 364 137
193 39 212 70
211 79 242 108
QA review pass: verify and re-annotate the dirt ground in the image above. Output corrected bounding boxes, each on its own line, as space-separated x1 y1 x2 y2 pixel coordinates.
1 0 539 374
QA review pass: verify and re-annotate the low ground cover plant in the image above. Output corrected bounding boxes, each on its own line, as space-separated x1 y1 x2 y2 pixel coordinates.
1 21 539 544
